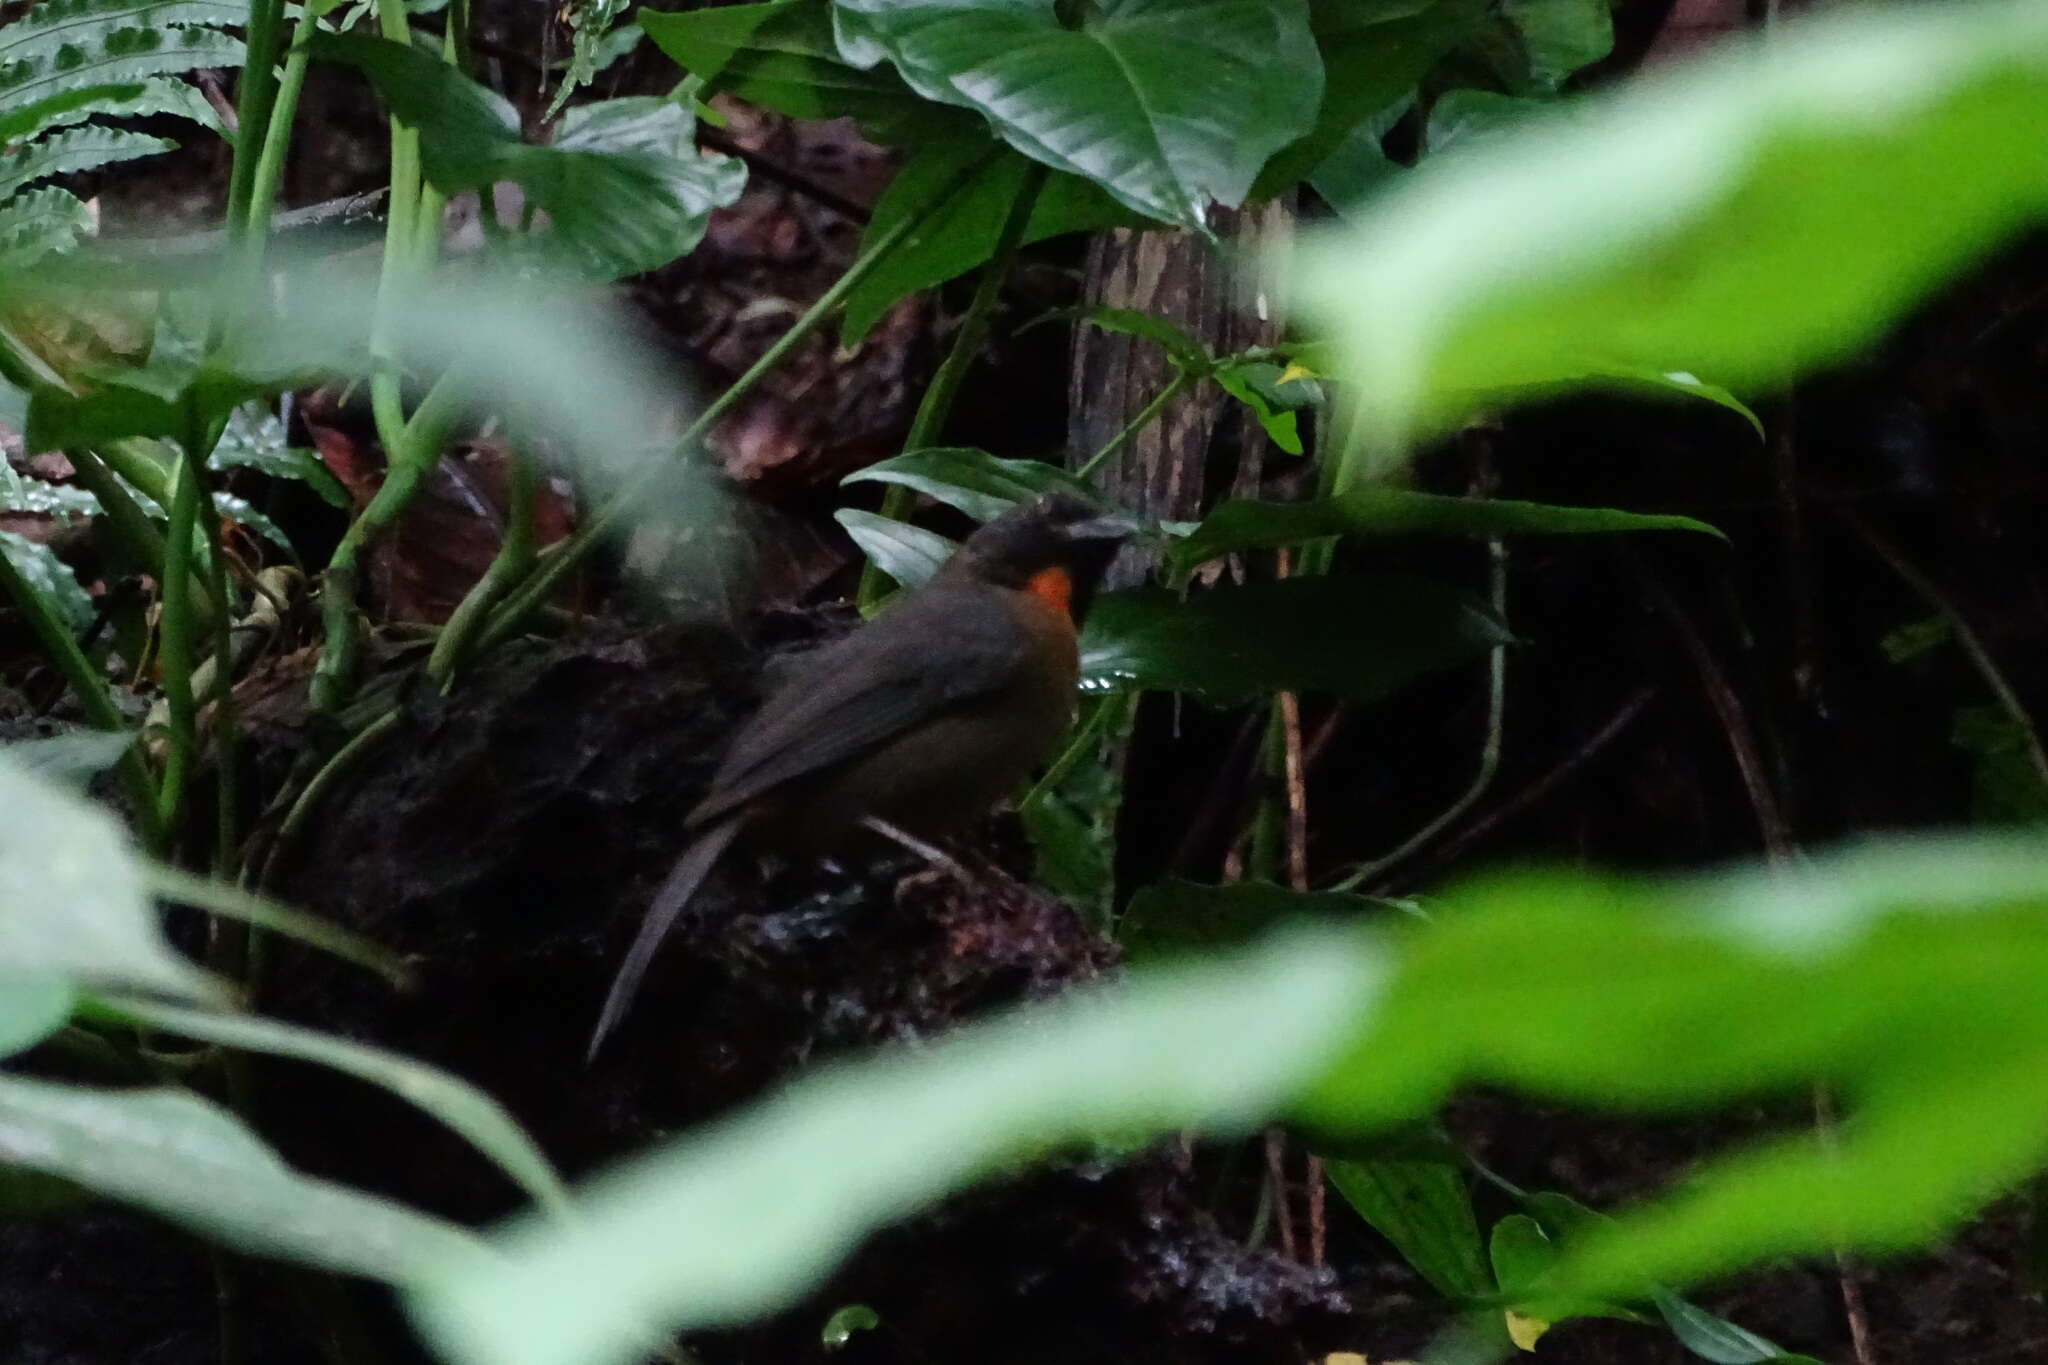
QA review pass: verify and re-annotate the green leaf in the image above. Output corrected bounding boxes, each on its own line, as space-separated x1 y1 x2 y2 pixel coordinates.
1327 1156 1491 1300
406 920 1383 1365
0 185 94 269
1119 878 1400 960
0 19 243 115
143 863 412 989
1488 1213 1555 1295
842 447 1095 523
838 131 1136 347
2 728 136 787
833 508 958 591
0 75 225 144
1170 488 1722 573
1504 0 1613 93
639 0 928 133
1063 304 1212 369
832 0 1322 230
1308 99 1406 219
0 528 96 633
1651 1290 1814 1365
90 995 573 1217
1080 574 1511 704
821 1303 879 1348
1952 705 2048 825
0 124 172 200
1297 0 2048 473
1254 0 1483 197
0 754 214 999
1210 358 1317 454
0 980 73 1058
311 35 745 279
210 401 350 507
1424 87 1546 156
0 1074 487 1281
0 0 246 70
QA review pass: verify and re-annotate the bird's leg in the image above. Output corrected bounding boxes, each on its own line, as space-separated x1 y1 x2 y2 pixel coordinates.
861 817 971 881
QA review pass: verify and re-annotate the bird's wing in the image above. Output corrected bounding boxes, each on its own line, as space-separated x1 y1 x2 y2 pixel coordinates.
688 586 1029 827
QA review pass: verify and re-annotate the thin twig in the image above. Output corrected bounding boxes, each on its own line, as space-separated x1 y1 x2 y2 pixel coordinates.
1410 687 1658 880
1264 1128 1296 1260
1075 372 1190 480
1836 503 2048 792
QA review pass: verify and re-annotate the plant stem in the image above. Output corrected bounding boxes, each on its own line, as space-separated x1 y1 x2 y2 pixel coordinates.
427 445 535 687
467 153 1000 658
244 10 320 250
67 446 166 566
1075 372 1190 480
1331 536 1508 893
155 454 203 834
858 162 1049 609
255 709 400 893
0 540 165 851
220 0 287 247
310 376 467 715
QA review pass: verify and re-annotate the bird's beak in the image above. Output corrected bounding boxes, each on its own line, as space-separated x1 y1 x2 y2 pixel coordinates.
1062 513 1142 544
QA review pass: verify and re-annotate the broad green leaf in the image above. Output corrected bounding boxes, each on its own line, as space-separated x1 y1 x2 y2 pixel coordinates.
0 0 247 70
1119 879 1400 960
1210 357 1319 454
0 980 73 1058
0 1075 487 1281
1308 98 1407 219
1488 1213 1554 1296
838 130 1136 346
0 528 96 634
832 0 1322 230
0 755 214 999
0 473 104 520
1327 1156 1492 1300
1254 0 1483 196
833 508 957 590
1424 88 1545 156
1296 0 2048 476
2 728 135 787
311 35 745 279
1080 574 1511 703
1170 488 1722 572
1651 1290 1817 1365
406 921 1383 1365
842 447 1093 523
638 0 932 136
1504 0 1613 93
91 995 572 1216
406 832 2048 1365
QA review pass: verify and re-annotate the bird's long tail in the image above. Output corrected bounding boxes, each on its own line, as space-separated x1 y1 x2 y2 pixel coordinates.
587 816 742 1062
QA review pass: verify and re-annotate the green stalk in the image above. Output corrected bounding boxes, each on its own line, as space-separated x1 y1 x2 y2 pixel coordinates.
426 445 534 687
0 543 165 851
243 10 320 250
155 456 203 833
66 446 166 567
310 376 467 715
465 152 1001 659
859 163 1049 608
221 0 288 244
1075 371 1191 480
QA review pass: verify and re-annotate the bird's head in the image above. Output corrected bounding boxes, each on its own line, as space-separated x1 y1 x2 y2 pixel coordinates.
944 491 1136 623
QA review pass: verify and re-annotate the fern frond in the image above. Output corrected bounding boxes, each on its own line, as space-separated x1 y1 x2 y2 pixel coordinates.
0 125 174 201
0 76 223 144
0 0 246 69
0 184 95 269
0 26 244 114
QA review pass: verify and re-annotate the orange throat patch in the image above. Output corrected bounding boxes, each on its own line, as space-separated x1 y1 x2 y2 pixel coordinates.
1024 566 1074 617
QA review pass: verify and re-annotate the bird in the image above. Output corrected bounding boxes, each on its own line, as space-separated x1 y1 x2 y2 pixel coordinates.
588 491 1135 1059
